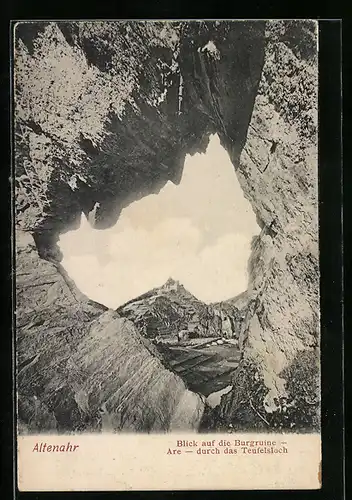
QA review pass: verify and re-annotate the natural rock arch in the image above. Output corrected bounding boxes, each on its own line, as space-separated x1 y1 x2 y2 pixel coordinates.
15 20 319 433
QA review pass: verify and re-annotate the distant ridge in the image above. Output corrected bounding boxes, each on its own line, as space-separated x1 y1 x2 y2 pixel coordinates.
117 278 240 340
116 277 199 311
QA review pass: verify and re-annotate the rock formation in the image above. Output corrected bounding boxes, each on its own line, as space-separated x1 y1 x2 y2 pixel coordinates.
16 231 204 433
14 20 319 433
117 277 236 340
216 21 320 433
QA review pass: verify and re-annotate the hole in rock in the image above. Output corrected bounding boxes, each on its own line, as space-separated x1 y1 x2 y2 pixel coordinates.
58 133 260 399
59 134 259 308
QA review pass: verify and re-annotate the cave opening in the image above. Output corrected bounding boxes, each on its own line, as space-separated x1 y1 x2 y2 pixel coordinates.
58 133 260 309
57 133 261 404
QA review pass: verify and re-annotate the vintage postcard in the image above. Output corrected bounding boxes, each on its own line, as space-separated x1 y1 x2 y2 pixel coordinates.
13 19 321 491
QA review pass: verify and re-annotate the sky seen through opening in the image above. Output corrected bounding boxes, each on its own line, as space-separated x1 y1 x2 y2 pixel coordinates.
58 134 260 308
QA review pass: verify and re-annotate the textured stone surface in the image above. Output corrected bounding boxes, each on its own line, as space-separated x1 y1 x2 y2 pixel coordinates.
15 20 319 433
14 21 265 233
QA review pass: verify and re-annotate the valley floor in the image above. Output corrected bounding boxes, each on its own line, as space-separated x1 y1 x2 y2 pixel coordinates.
155 337 241 399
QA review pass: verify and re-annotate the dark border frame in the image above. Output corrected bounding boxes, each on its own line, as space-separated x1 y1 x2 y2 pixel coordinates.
2 18 344 500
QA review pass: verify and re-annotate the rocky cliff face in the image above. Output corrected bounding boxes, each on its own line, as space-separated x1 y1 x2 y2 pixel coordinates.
14 20 319 433
208 21 320 432
117 277 236 340
15 21 264 237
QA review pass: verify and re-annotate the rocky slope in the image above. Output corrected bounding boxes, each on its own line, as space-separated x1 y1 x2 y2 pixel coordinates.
117 277 237 340
16 231 204 433
212 291 252 344
15 20 319 433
